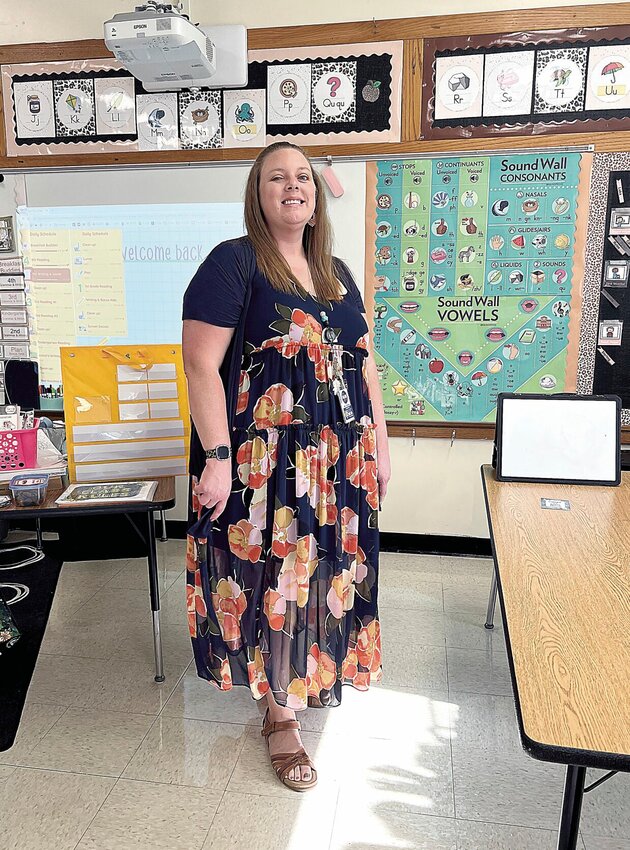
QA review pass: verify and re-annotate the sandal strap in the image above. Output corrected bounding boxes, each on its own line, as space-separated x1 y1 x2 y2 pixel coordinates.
270 748 316 782
261 717 301 739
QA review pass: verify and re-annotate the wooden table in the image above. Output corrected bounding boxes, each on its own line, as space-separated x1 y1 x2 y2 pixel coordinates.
481 465 630 850
0 477 176 682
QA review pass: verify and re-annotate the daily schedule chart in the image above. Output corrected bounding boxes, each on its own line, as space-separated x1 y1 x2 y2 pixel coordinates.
366 152 588 423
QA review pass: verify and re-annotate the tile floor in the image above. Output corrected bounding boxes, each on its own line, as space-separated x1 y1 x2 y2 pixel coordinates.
0 539 627 850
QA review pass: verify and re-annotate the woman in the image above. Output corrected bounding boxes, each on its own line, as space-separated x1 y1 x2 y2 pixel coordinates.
182 141 391 792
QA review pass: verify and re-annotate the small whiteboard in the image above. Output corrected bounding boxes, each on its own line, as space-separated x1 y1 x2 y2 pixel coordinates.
495 394 621 486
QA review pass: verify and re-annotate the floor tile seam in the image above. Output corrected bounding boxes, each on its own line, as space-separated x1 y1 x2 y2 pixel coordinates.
155 660 197 719
451 813 562 833
2 703 74 764
4 762 122 779
68 768 120 850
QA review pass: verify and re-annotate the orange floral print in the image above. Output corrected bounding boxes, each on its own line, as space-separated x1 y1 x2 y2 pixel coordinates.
307 644 336 697
289 309 322 345
277 533 318 608
315 478 338 527
361 459 379 511
263 588 287 631
186 559 206 638
356 619 382 673
236 435 276 490
253 383 295 428
341 648 358 680
271 506 298 558
236 370 250 415
341 506 358 555
286 676 308 710
211 577 248 649
228 519 263 563
346 444 361 487
261 336 301 358
247 646 270 698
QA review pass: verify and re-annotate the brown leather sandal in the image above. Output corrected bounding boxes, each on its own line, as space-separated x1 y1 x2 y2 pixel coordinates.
261 709 318 792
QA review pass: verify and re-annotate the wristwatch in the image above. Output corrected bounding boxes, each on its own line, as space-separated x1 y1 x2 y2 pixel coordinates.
204 444 232 461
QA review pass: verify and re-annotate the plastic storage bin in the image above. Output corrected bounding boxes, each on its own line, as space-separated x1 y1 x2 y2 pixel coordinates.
0 420 39 471
9 473 50 507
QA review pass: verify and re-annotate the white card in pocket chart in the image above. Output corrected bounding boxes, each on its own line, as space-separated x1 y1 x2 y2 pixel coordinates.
136 93 179 151
267 64 312 125
223 89 266 148
434 54 484 121
482 51 535 118
598 319 623 346
94 76 137 136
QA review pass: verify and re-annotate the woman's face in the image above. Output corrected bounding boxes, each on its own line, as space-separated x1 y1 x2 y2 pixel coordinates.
258 147 316 235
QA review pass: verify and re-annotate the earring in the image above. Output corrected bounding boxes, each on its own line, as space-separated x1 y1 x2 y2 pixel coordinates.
308 212 316 228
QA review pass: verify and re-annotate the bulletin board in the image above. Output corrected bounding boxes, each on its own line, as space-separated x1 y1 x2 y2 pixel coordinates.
364 150 591 424
422 24 630 141
577 151 630 424
0 41 402 157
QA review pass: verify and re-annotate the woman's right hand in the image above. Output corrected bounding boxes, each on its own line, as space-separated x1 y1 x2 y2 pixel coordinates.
194 460 233 520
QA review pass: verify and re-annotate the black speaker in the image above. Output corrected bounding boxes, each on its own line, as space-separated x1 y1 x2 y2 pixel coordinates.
4 359 39 408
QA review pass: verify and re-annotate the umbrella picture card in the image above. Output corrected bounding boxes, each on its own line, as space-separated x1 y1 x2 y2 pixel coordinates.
482 50 535 118
534 47 588 114
585 45 630 112
434 54 484 121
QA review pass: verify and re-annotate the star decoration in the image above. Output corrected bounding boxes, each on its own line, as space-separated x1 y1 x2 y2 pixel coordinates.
392 380 408 396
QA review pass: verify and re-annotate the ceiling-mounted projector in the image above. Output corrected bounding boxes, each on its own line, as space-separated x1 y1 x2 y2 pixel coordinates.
104 4 247 91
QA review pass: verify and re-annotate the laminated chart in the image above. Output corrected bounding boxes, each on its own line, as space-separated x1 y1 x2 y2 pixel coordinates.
61 344 190 482
365 153 589 423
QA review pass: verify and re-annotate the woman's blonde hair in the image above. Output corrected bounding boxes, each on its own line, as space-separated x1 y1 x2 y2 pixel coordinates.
244 141 342 301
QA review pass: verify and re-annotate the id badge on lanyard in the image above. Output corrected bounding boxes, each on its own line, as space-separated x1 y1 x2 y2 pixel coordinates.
330 346 355 424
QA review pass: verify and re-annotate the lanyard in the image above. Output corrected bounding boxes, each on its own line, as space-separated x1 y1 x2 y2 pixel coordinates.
319 308 356 424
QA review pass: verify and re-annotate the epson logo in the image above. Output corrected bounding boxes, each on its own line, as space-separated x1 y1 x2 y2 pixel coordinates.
133 23 148 29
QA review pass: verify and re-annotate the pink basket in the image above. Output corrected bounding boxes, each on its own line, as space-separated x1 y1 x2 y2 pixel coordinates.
0 419 39 471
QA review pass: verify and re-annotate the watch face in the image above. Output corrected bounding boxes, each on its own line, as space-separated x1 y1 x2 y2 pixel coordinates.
216 445 231 460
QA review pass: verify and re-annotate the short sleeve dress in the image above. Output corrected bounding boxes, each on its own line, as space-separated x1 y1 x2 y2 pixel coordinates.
182 236 382 710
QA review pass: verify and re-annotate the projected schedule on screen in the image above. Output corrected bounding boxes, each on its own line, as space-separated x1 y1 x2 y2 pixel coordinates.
18 203 245 382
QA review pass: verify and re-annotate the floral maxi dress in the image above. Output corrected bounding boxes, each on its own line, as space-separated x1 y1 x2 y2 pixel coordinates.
183 237 382 710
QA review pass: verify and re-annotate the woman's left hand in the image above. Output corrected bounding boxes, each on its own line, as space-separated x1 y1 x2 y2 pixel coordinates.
377 453 391 505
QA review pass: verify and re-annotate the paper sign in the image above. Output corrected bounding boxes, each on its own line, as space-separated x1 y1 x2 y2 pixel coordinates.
534 49 588 114
540 498 570 510
312 61 357 123
136 93 179 151
482 51 535 117
179 90 222 149
223 88 266 148
586 46 630 112
1 325 28 339
13 80 55 139
434 54 484 120
267 63 312 124
53 79 96 136
598 319 623 346
94 76 137 136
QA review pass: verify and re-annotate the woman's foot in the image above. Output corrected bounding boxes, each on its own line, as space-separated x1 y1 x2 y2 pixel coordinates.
262 701 316 787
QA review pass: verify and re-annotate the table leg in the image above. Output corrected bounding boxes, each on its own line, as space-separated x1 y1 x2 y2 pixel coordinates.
159 509 168 543
484 569 498 629
557 765 586 850
146 511 165 683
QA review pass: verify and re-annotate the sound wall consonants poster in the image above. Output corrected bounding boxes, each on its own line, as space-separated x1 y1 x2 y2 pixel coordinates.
365 152 590 423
